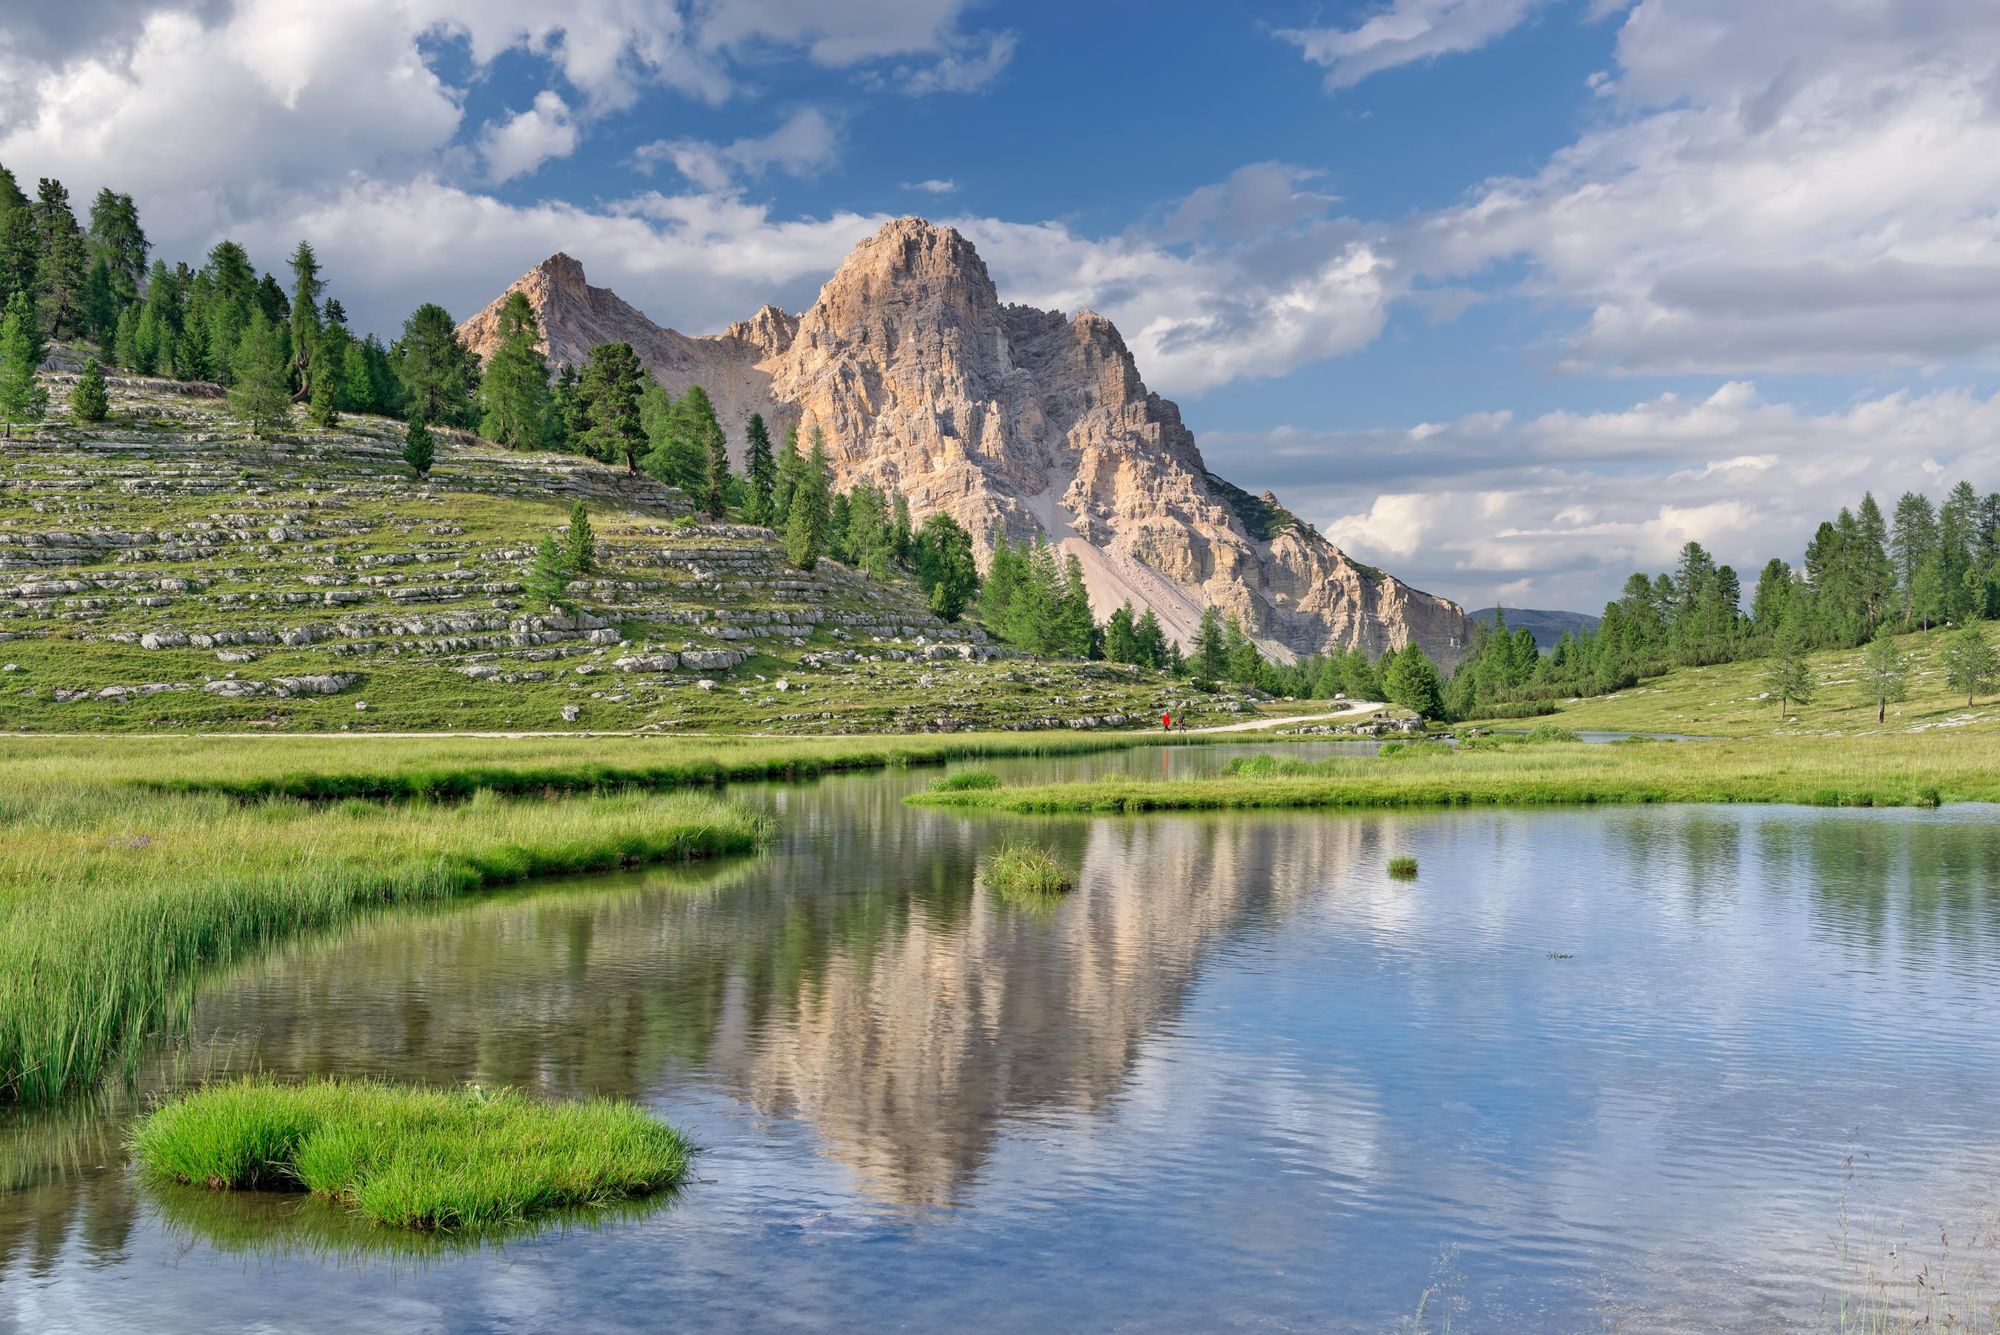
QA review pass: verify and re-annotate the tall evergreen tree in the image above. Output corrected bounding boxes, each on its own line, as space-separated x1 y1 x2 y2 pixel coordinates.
0 289 49 438
287 240 324 397
476 291 554 448
770 425 803 523
1858 628 1909 724
1383 646 1445 719
1763 617 1815 714
579 342 645 471
86 189 147 309
1056 554 1097 658
394 303 478 427
1192 607 1228 681
741 412 776 524
915 512 978 621
402 417 435 478
565 500 596 574
784 431 832 570
229 311 291 439
1132 608 1169 670
0 164 34 316
1891 491 1941 627
31 179 88 339
701 408 732 519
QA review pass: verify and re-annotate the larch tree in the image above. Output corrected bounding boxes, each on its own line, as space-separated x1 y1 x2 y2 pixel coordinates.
1858 628 1908 724
394 303 480 427
1940 625 2000 707
229 310 292 440
0 289 49 438
476 291 554 448
741 412 776 524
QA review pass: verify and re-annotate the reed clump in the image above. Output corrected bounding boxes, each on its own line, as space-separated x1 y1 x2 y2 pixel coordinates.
1388 856 1420 879
983 842 1075 898
133 1078 693 1230
930 768 1002 792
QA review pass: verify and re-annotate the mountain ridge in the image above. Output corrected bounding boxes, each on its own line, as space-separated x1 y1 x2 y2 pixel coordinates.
459 218 1468 667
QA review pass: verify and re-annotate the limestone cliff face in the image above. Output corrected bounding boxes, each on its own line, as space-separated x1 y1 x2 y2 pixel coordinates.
460 222 1467 665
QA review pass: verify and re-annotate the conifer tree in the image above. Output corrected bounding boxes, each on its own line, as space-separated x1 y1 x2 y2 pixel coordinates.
308 358 339 429
402 417 434 478
394 303 479 427
30 179 88 339
785 431 832 570
1192 607 1228 681
229 310 291 440
527 534 575 610
915 512 977 621
1104 603 1139 664
1056 554 1097 657
476 291 553 448
549 363 584 448
1132 607 1168 669
1763 618 1815 714
1941 624 2000 707
892 493 912 562
0 289 49 439
287 240 323 398
1859 628 1908 724
578 342 644 471
86 188 147 309
0 166 36 317
701 410 731 519
565 499 596 574
338 338 375 414
69 357 108 424
741 412 776 524
770 424 803 522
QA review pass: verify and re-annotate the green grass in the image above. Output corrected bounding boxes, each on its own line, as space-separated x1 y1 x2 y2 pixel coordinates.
929 767 1001 791
909 733 1998 815
0 777 767 1107
981 842 1075 898
133 1078 692 1230
1490 626 2000 738
1388 856 1419 878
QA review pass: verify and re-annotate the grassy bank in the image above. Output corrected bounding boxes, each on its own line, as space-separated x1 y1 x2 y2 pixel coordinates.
134 1078 692 1230
1485 627 2000 739
0 780 765 1107
0 730 1208 802
909 733 2000 815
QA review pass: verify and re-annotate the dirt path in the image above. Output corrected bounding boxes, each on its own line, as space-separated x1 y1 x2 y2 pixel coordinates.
1181 701 1385 735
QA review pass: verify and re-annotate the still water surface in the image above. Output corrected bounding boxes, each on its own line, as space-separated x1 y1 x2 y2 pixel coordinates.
5 742 2000 1332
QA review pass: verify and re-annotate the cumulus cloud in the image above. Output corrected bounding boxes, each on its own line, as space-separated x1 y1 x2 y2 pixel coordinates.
1204 383 2000 609
902 178 957 194
1277 0 1559 90
632 107 841 192
1405 0 2000 374
478 90 577 183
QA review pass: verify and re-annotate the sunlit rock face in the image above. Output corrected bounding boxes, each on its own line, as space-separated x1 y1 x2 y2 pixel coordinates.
462 221 1467 666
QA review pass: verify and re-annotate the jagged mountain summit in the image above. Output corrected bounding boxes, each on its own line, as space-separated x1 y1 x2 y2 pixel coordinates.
460 219 1468 665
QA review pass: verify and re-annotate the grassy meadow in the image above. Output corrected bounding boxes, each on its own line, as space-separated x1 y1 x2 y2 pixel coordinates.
1495 626 2000 738
909 731 2000 815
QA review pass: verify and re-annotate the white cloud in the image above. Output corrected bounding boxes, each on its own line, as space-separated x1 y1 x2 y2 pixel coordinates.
1406 0 2000 374
891 31 1015 95
1210 382 2000 610
478 90 577 183
1277 0 1558 90
633 107 841 192
903 178 957 195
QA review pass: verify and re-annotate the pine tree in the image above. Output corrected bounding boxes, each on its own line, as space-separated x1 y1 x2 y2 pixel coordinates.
338 338 375 413
701 411 731 519
86 188 148 309
1132 608 1168 669
891 493 912 563
287 240 324 399
1104 603 1138 664
1859 628 1908 724
394 303 479 427
1192 607 1228 681
741 412 776 524
981 535 1023 634
565 500 596 574
915 512 978 621
307 357 339 429
1056 554 1097 657
476 290 553 448
69 357 108 424
1383 646 1445 719
229 311 291 440
527 534 575 610
1763 618 1815 715
785 431 832 571
0 169 36 317
549 363 584 448
0 289 49 439
402 417 435 478
770 425 802 522
578 342 645 471
31 178 88 340
1941 625 2000 707
1891 492 1941 627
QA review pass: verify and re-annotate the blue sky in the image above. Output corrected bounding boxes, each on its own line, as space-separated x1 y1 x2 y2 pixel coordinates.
6 0 2000 610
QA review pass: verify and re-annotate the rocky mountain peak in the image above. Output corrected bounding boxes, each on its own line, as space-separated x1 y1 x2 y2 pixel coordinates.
460 227 1469 666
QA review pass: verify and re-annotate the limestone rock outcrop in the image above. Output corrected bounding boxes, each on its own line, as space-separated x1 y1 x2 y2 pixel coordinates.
460 221 1468 665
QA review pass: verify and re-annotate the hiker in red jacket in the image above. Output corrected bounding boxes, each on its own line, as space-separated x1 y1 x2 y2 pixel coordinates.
1161 711 1172 731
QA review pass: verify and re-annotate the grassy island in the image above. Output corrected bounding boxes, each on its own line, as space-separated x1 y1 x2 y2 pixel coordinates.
134 1078 693 1231
981 841 1076 898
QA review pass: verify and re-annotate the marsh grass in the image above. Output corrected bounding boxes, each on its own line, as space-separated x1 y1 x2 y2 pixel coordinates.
982 842 1075 899
1388 856 1419 878
0 782 766 1106
133 1078 693 1231
930 768 1002 792
1379 740 1455 759
910 734 1999 816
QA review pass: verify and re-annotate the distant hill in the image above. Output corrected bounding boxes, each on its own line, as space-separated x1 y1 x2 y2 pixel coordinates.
1469 607 1601 652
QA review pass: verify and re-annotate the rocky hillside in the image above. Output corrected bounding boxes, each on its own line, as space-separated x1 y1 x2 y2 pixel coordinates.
0 375 1239 735
461 220 1468 668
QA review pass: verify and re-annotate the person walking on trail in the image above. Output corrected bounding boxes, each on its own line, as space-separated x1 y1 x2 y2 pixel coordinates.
1161 711 1173 732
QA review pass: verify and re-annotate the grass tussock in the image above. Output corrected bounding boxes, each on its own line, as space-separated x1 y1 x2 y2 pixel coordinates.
1388 856 1419 879
982 842 1075 898
134 1078 692 1231
930 768 1002 792
909 733 1998 816
1379 739 1454 759
0 782 766 1107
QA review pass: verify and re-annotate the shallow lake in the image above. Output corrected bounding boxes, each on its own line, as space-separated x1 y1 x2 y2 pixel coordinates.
5 742 2000 1332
